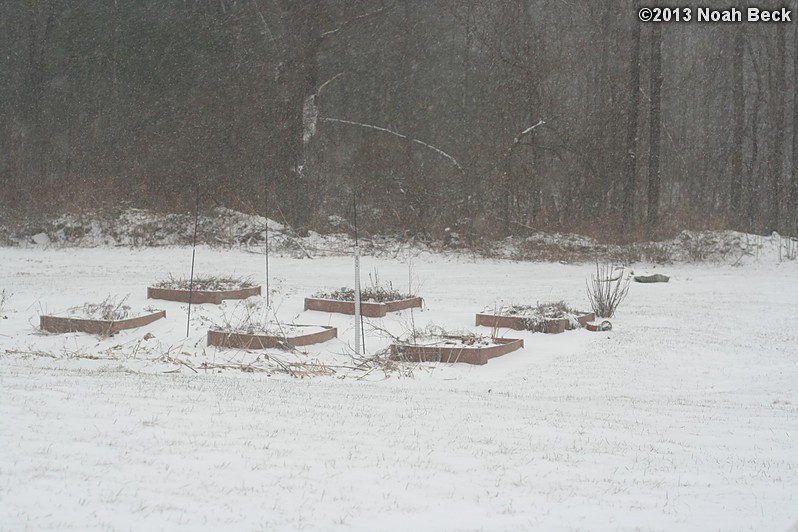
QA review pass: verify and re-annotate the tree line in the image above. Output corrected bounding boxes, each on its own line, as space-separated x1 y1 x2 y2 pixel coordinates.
1 0 796 242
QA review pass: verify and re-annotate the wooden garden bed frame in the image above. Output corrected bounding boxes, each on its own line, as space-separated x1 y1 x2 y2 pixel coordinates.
390 336 523 365
40 310 166 336
148 285 261 305
303 296 423 318
207 325 337 350
475 311 595 334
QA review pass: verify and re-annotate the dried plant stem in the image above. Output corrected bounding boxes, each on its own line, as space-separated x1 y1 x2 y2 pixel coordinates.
586 262 630 318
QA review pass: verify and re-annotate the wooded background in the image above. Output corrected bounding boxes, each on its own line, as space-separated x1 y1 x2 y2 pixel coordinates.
1 0 796 242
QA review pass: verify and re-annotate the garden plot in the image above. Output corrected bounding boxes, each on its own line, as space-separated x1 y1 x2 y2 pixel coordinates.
390 330 524 365
39 295 165 336
148 274 261 304
475 301 594 334
1 245 797 531
305 284 422 318
205 298 337 350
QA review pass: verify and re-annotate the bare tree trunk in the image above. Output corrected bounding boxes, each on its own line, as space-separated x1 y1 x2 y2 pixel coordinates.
266 1 395 233
646 23 662 232
746 45 763 233
22 1 55 184
273 3 322 233
621 9 642 233
767 25 786 233
730 25 745 225
460 1 476 230
791 18 798 233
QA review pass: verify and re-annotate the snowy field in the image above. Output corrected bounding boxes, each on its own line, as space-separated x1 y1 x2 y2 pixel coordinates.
1 245 797 531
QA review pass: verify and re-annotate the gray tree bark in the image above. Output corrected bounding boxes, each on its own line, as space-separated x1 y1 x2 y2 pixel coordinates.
767 25 786 233
622 9 642 233
730 25 745 224
647 23 663 231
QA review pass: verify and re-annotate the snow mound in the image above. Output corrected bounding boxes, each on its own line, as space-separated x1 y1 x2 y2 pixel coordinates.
496 229 797 265
1 207 796 264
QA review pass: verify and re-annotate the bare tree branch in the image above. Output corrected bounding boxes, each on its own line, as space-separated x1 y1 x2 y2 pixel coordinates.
505 120 546 158
320 4 395 40
249 0 276 45
510 120 545 150
316 72 344 98
319 117 462 171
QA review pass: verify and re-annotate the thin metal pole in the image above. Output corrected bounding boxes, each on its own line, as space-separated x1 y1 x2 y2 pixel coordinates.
264 173 270 309
186 184 201 338
353 194 363 355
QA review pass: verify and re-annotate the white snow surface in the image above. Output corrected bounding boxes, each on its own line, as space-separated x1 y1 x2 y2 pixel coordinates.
1 246 797 531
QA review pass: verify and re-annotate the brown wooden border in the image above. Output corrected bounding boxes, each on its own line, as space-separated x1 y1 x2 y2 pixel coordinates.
40 310 166 336
207 325 337 350
475 311 595 334
303 296 422 318
390 337 523 365
574 312 595 327
147 285 261 305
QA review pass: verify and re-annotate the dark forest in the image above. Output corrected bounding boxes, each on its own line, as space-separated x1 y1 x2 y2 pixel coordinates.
1 0 796 242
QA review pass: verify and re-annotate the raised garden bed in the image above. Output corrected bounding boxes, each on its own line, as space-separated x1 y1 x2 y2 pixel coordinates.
148 275 260 304
390 335 523 365
305 286 421 318
40 310 165 336
475 302 594 334
207 324 337 350
304 296 422 318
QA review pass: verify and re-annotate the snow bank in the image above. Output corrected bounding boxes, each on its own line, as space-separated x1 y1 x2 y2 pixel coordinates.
3 207 797 265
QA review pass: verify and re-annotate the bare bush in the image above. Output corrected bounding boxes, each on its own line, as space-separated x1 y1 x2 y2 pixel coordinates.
210 298 272 335
780 235 797 261
70 295 132 321
586 263 630 318
0 289 10 315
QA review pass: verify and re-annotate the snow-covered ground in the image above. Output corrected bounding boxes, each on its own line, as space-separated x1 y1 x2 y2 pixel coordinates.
1 245 797 531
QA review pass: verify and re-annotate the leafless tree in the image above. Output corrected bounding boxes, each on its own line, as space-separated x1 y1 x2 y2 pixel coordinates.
647 23 663 232
622 2 642 234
